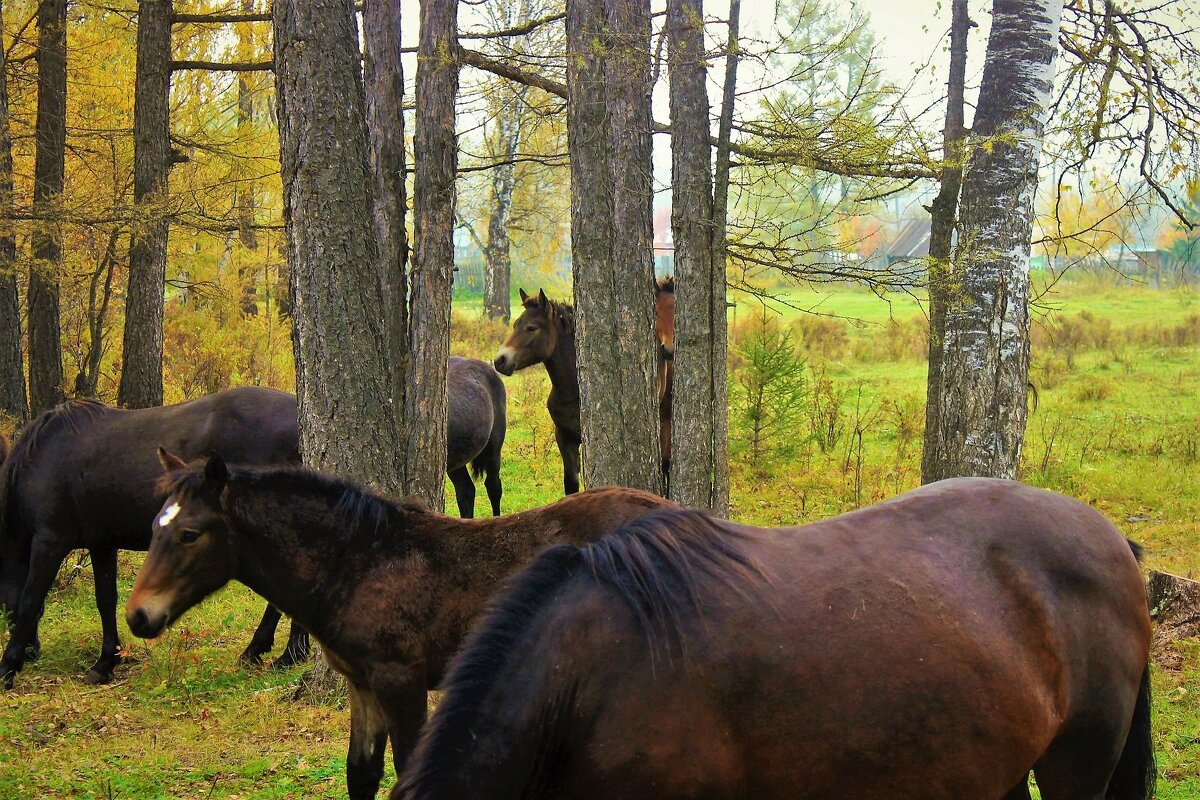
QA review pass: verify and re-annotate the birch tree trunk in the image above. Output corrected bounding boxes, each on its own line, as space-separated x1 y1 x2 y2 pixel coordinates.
0 4 27 425
364 0 409 414
119 0 172 409
28 0 67 414
482 89 525 323
920 0 970 483
406 0 458 508
929 0 1063 480
567 0 661 494
667 0 727 512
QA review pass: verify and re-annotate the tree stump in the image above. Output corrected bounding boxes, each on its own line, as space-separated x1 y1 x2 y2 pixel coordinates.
1147 570 1200 668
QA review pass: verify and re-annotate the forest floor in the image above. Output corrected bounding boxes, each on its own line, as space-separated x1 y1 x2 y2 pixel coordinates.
2 278 1198 798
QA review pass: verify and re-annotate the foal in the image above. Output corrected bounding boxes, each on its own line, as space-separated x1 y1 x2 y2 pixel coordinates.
494 283 674 494
125 453 673 800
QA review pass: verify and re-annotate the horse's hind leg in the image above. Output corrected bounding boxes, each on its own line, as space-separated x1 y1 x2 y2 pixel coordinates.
448 465 476 519
0 534 71 689
1032 722 1129 800
555 427 581 495
84 547 121 684
239 604 282 665
272 620 310 670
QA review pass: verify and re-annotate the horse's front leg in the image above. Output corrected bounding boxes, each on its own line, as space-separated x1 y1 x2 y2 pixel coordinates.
375 673 429 788
85 547 121 684
554 426 581 495
347 681 391 800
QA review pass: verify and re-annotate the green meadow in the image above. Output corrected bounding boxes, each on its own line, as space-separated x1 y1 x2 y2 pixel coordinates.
2 279 1198 798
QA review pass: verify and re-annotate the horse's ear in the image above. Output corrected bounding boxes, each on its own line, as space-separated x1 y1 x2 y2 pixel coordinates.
537 289 548 308
519 288 529 303
204 453 229 488
157 447 189 473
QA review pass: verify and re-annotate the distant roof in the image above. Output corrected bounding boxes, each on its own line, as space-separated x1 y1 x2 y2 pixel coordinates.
885 218 931 260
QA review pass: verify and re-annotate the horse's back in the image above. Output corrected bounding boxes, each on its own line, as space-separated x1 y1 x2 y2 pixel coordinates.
544 481 1149 799
446 357 506 470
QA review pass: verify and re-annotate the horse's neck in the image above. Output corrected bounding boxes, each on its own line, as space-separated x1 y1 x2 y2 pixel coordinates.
543 327 578 398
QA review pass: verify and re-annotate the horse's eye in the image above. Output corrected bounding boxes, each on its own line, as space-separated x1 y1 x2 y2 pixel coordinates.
526 325 538 333
179 530 201 545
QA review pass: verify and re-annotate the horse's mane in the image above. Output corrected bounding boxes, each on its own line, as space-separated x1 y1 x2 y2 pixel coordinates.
157 461 429 538
401 509 767 799
0 399 108 544
527 296 576 335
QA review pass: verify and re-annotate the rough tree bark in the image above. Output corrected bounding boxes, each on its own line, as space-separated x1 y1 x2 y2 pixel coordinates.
667 0 728 512
482 86 526 323
28 0 67 414
929 0 1064 480
275 0 408 700
274 0 403 485
566 0 661 494
364 0 409 420
920 0 971 483
406 0 458 508
0 4 28 425
119 0 172 409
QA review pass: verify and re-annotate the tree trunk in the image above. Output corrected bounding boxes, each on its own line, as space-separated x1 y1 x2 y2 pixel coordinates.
28 0 67 415
406 0 458 508
705 0 738 516
1148 570 1200 660
482 89 524 323
236 0 259 317
275 0 407 701
567 0 661 493
920 0 970 483
928 0 1063 481
364 0 409 408
0 4 27 425
667 0 727 512
119 0 172 409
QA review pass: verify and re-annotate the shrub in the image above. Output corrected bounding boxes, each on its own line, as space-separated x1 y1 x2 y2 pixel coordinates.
732 310 808 466
1074 376 1115 403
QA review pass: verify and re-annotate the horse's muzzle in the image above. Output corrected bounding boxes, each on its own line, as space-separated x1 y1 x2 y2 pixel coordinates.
126 604 167 639
493 355 515 376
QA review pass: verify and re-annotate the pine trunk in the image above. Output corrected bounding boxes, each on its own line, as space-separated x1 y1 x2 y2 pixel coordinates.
364 0 409 408
929 0 1063 480
119 0 172 409
920 0 970 483
406 0 458 508
667 0 727 511
567 0 661 493
28 0 67 415
0 4 27 425
275 0 407 701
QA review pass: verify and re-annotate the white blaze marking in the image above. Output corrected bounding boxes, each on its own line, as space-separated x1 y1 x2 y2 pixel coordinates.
158 502 181 528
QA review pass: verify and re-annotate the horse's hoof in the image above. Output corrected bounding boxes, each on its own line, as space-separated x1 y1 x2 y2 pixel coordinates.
83 668 113 685
238 650 265 668
271 650 308 671
1 667 16 691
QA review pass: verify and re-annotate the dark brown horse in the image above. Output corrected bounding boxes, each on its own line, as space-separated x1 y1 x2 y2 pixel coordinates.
397 479 1155 800
445 356 507 518
493 282 673 494
0 388 302 688
125 455 673 800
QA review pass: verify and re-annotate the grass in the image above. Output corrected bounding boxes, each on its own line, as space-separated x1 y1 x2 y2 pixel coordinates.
3 279 1199 798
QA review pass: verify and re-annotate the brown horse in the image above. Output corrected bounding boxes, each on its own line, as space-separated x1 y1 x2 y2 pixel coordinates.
0 388 302 688
397 479 1154 800
125 454 673 800
493 282 673 494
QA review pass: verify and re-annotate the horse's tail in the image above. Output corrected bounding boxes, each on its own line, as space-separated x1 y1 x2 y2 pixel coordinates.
1105 662 1156 800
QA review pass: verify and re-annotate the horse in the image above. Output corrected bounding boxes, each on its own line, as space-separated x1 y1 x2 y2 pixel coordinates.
445 356 507 517
493 282 673 495
0 387 302 688
125 454 674 800
397 478 1155 800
